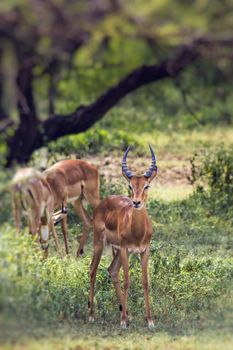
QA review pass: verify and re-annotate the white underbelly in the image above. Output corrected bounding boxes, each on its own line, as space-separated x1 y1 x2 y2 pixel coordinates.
128 246 146 254
111 244 146 254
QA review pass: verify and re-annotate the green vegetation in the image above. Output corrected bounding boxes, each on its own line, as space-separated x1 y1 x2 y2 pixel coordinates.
0 1 233 348
1 76 233 348
0 147 233 349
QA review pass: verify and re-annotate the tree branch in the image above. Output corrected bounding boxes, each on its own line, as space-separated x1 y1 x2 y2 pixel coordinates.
41 42 200 141
5 37 233 166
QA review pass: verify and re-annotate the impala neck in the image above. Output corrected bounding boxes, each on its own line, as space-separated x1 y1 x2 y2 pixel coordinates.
132 205 147 219
131 205 148 236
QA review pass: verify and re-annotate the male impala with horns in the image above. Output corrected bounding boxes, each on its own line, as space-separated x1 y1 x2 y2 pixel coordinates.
88 145 157 329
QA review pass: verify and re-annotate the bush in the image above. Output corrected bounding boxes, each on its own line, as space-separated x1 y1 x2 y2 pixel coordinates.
47 128 142 158
0 169 13 225
188 146 233 214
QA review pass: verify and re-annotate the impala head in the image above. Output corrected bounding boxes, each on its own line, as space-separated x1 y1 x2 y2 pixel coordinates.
12 169 44 235
122 145 158 209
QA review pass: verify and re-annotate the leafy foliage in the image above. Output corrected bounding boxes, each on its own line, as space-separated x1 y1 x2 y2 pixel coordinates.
47 128 142 158
189 146 233 216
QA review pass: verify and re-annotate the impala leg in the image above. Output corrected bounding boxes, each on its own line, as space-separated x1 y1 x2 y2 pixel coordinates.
72 198 92 256
120 247 129 329
141 247 154 328
108 250 124 309
61 215 69 255
50 220 62 256
82 185 100 210
88 240 104 321
112 246 118 257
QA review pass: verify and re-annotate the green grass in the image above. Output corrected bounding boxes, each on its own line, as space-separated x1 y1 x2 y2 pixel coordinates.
0 131 233 350
1 187 233 349
1 318 233 350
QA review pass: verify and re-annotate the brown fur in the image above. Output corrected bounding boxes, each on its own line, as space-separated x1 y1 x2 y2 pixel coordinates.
12 159 100 256
43 159 100 255
89 168 157 328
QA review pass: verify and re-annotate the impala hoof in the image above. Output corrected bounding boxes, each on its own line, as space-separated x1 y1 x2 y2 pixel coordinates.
148 319 155 329
89 316 95 322
120 320 127 329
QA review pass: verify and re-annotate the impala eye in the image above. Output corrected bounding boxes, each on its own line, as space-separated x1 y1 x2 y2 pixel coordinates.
144 184 150 190
128 184 133 191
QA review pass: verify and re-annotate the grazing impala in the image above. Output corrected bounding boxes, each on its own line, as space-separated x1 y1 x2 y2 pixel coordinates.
43 159 100 256
12 159 100 256
88 145 157 328
12 167 62 257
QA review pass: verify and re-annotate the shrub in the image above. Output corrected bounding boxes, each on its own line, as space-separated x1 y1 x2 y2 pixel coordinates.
188 146 233 215
47 128 142 158
0 169 13 225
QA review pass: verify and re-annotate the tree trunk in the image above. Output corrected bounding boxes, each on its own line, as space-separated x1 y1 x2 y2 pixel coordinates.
6 54 38 165
0 47 7 121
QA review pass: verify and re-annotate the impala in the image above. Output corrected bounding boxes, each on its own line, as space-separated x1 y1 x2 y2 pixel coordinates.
12 167 61 257
88 145 157 328
12 159 100 256
43 159 100 256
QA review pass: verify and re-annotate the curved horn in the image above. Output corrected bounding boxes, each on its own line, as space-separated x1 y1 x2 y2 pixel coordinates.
144 144 157 178
122 146 134 179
